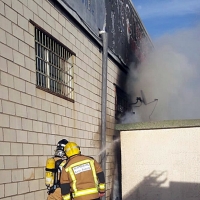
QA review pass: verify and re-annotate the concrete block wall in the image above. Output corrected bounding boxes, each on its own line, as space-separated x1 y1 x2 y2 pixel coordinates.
0 0 124 199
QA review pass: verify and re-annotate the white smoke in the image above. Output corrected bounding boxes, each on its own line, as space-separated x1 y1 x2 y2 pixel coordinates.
122 24 200 123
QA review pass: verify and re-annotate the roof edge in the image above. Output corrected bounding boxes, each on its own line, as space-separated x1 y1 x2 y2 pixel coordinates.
115 119 200 131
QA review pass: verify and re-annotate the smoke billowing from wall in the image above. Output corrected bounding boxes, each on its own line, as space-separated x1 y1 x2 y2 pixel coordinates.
122 24 200 123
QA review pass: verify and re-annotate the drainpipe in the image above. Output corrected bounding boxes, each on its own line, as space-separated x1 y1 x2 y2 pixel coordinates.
99 30 108 200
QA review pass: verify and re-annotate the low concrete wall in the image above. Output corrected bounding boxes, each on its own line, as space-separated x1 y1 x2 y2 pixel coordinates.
118 120 200 200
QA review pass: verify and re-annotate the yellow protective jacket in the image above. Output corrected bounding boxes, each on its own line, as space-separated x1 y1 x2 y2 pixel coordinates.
60 154 105 200
47 157 67 200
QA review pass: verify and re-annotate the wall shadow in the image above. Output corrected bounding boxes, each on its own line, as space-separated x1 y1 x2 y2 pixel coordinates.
110 131 122 200
123 170 200 200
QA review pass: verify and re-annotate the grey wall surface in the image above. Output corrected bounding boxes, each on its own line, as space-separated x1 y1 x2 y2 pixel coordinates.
58 0 106 35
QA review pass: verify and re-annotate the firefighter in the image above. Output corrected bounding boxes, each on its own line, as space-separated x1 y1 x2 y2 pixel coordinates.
46 139 69 200
60 142 106 200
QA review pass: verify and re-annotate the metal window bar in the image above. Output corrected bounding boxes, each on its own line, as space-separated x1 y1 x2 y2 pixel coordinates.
35 27 74 100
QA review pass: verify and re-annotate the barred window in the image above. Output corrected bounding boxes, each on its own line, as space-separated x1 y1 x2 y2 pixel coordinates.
34 26 75 101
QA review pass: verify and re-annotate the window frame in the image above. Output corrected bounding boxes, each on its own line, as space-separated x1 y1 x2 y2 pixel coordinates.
114 83 130 120
30 20 76 103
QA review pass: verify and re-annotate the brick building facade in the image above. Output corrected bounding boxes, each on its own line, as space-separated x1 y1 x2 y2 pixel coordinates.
0 0 128 199
0 0 152 199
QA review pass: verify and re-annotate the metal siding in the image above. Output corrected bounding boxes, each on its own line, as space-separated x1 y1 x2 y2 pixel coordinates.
105 0 150 66
60 0 105 35
57 0 152 67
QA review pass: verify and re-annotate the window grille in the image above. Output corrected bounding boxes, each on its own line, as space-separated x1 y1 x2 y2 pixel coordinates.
35 27 75 101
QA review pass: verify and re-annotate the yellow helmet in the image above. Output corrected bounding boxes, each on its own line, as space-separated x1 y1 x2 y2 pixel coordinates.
64 142 80 157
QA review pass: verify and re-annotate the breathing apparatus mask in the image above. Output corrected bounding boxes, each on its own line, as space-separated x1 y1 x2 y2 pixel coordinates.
54 139 68 158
